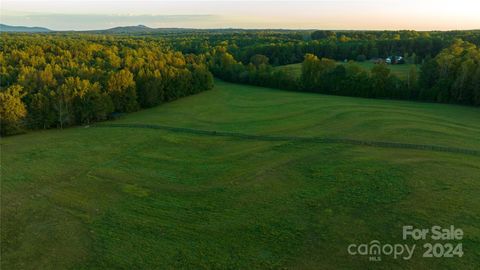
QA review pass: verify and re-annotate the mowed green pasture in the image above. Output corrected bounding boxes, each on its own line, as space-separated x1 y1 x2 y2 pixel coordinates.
2 80 480 269
276 62 418 80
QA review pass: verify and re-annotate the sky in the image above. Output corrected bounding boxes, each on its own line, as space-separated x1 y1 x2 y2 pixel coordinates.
1 0 480 31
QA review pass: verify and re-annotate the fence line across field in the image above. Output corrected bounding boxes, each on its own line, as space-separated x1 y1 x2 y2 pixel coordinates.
95 123 480 157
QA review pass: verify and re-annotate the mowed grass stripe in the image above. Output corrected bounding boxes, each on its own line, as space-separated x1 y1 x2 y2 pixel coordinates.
95 123 480 156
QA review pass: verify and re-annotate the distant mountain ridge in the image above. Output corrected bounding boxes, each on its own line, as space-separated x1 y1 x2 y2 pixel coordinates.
0 23 306 34
0 23 292 35
0 24 51 32
0 23 201 34
88 24 199 34
101 24 153 33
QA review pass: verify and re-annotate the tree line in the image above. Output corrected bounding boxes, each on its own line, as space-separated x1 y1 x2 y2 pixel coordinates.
208 40 480 106
0 34 213 135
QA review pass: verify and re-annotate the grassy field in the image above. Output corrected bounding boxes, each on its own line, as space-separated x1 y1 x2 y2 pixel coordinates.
2 80 480 269
276 62 418 80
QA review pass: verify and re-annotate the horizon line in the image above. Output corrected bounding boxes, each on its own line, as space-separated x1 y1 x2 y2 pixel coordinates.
2 23 480 32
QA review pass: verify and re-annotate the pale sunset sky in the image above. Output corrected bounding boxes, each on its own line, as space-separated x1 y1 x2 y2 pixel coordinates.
1 0 479 31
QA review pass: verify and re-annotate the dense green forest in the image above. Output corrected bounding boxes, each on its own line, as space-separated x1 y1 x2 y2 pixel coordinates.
0 34 213 135
167 29 480 65
2 30 480 135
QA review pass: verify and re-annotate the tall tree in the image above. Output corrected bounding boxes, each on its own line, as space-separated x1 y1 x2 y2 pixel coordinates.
106 69 139 112
250 54 269 67
0 85 27 135
29 88 56 129
55 78 76 128
370 63 391 98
